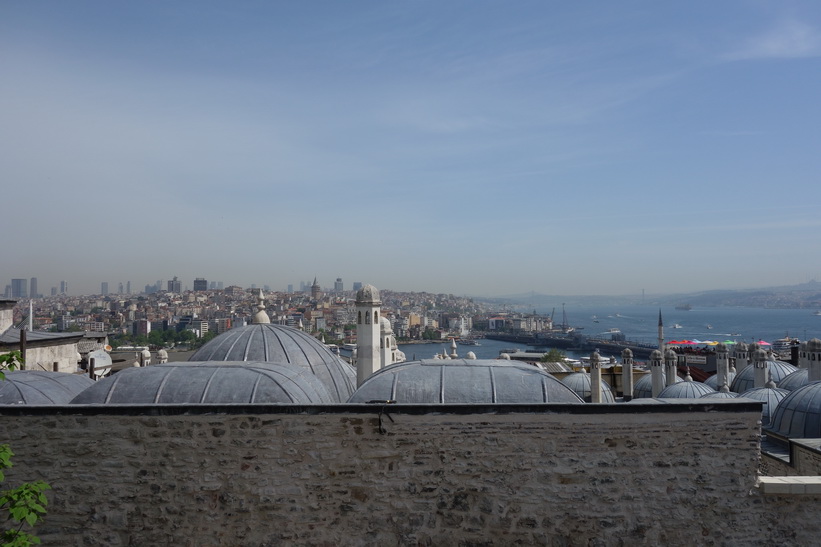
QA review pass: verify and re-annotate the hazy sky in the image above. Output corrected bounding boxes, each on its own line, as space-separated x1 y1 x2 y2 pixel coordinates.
3 1 821 297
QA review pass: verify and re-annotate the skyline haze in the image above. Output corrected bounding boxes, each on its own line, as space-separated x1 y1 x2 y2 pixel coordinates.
3 1 821 296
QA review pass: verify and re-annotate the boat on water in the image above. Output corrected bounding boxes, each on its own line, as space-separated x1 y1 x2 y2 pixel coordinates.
672 324 683 329
814 311 821 316
706 324 713 330
458 338 480 346
675 304 692 311
772 336 800 354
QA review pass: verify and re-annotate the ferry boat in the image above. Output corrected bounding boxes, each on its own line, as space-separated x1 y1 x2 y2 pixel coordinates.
772 336 799 354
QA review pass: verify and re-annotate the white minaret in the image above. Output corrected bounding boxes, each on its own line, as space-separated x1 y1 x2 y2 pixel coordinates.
449 338 458 359
650 349 664 398
799 341 810 370
657 309 665 356
355 284 382 387
664 349 678 387
590 351 602 403
621 348 634 401
732 342 748 374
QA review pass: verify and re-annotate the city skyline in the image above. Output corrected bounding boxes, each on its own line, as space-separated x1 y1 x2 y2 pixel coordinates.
3 2 821 296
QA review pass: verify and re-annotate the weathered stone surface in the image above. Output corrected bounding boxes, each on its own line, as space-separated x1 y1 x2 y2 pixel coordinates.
0 404 818 545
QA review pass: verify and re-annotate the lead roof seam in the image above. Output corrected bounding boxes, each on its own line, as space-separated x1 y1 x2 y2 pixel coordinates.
439 365 445 404
201 368 220 403
489 367 497 404
250 375 262 404
154 369 173 404
104 372 125 404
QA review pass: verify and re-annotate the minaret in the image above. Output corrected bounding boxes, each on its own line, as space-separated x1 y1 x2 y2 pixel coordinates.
664 349 678 387
449 338 458 359
355 284 382 387
621 348 634 402
650 349 664 398
657 309 665 355
732 342 748 374
590 351 602 403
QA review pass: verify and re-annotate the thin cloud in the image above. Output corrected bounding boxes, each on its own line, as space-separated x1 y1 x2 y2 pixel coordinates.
724 20 821 61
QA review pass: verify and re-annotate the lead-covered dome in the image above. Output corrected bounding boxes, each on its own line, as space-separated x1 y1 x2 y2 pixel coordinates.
658 381 716 399
705 371 736 391
347 359 585 404
560 372 616 403
189 323 355 402
0 371 95 404
633 372 682 399
768 382 821 438
70 362 334 404
778 369 810 392
739 387 790 426
730 360 797 394
356 284 381 304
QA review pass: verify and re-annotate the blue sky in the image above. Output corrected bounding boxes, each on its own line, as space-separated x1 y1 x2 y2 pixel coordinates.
2 1 821 297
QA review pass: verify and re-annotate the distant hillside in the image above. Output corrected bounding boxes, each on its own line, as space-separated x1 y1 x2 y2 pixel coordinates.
484 281 821 310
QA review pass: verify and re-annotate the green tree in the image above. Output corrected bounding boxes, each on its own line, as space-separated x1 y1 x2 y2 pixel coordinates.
540 348 567 363
0 352 50 546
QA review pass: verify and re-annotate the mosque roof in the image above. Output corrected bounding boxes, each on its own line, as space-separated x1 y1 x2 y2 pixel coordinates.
739 387 790 426
658 381 716 399
633 372 682 399
704 371 736 391
778 369 810 392
560 372 616 403
188 323 356 402
347 359 585 404
700 391 740 399
730 360 797 394
355 284 381 304
0 370 95 404
768 382 821 438
69 362 334 405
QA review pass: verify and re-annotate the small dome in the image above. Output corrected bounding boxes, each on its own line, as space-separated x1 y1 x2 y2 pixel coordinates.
634 372 682 399
705 371 736 391
768 382 821 438
701 391 739 399
0 371 95 405
379 316 392 334
778 369 810 392
189 323 356 402
70 362 334 404
739 387 790 426
621 348 633 358
807 338 821 352
730 360 797 394
157 349 168 358
664 349 677 361
347 359 584 404
649 350 663 361
658 381 716 399
715 343 727 352
560 372 616 403
734 342 749 352
355 284 381 304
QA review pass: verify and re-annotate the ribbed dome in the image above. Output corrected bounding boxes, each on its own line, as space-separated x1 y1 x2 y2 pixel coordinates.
778 369 810 392
730 360 797 394
739 387 790 426
658 381 716 399
347 359 585 404
633 372 682 399
188 323 355 402
0 371 95 404
704 371 736 391
560 372 616 403
70 362 334 404
768 382 821 438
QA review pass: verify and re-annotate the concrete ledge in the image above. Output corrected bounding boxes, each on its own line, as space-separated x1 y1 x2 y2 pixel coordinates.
759 476 821 495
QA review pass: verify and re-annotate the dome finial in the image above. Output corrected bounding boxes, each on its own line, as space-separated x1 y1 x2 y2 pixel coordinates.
251 288 271 324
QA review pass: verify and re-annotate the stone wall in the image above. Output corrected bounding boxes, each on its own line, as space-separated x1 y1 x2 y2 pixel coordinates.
1 402 819 546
